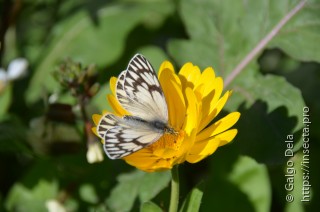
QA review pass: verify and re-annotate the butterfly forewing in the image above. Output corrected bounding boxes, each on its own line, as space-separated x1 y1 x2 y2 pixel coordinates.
122 54 168 122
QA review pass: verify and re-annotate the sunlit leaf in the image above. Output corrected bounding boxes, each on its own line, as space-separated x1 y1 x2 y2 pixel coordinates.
180 181 204 212
140 201 163 212
169 0 319 72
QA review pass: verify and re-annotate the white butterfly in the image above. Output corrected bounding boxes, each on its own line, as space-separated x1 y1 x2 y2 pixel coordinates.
97 54 176 159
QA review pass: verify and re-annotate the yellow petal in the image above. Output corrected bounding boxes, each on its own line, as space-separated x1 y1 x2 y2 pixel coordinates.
194 84 205 102
196 112 241 142
123 149 158 168
152 159 173 170
186 138 220 163
179 63 201 89
198 90 231 132
92 114 102 125
183 88 198 136
159 61 174 74
91 127 99 137
194 67 216 97
187 129 237 163
159 69 186 130
218 129 238 146
179 62 194 76
178 88 198 158
107 94 129 116
110 76 117 96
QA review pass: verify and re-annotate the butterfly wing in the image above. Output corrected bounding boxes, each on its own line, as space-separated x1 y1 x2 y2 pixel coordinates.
99 113 162 159
117 54 168 123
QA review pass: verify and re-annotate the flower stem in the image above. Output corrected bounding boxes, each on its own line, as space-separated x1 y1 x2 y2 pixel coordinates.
169 165 180 212
224 0 307 87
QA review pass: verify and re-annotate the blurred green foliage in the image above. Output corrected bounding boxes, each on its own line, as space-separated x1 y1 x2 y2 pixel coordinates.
0 0 319 211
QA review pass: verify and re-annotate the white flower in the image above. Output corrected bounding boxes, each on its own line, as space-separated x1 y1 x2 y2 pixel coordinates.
86 142 104 163
6 58 28 80
0 58 28 93
46 199 66 212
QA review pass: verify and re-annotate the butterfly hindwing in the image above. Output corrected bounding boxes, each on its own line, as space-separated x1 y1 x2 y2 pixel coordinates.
102 114 163 159
97 112 119 138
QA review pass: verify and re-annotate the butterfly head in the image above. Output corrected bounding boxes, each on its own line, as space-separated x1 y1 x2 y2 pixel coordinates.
164 125 178 135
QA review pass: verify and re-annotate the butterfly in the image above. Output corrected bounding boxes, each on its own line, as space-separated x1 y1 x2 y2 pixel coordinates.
97 54 176 159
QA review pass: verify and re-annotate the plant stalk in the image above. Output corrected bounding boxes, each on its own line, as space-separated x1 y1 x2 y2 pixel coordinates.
169 165 180 212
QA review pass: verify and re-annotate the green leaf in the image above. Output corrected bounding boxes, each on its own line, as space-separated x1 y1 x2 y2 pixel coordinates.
237 74 305 132
106 170 143 212
228 156 271 212
27 1 174 103
106 170 170 212
79 184 99 204
229 73 305 164
202 153 271 212
169 0 279 74
180 182 204 212
140 201 163 212
138 171 171 202
284 152 305 212
169 0 319 72
5 180 59 211
270 1 320 62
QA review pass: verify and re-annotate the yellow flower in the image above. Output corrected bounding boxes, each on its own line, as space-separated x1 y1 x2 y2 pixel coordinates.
92 60 240 172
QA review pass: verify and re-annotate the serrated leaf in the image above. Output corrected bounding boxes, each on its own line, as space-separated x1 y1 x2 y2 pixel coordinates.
180 182 204 212
233 73 305 131
140 201 163 212
270 1 320 62
169 0 318 74
228 156 271 212
27 1 174 104
229 73 305 163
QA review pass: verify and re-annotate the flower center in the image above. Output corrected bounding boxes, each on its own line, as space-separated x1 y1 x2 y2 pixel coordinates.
148 130 185 159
